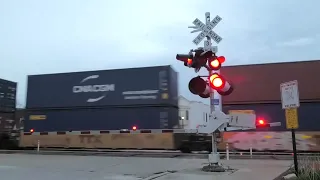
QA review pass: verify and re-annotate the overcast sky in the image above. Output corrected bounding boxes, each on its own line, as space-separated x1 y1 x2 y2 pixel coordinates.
1 0 319 107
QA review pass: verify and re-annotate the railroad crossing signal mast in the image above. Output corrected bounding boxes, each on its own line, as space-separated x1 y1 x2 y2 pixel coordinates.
176 12 230 172
176 12 280 172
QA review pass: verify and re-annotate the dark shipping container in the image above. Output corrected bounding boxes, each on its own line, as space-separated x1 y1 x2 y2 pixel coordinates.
221 60 320 105
0 112 15 132
26 65 178 109
223 102 320 131
24 106 179 132
0 78 17 112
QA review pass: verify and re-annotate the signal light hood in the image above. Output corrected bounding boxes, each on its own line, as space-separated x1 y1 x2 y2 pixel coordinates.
199 93 210 98
216 82 234 96
188 76 210 98
189 77 207 94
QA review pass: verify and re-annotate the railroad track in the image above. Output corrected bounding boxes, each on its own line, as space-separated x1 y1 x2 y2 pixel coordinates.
1 149 320 160
37 148 320 156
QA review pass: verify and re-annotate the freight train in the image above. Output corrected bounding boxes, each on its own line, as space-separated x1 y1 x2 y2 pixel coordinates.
19 102 320 153
10 61 320 152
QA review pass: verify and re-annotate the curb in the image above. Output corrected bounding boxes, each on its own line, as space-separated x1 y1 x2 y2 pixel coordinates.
273 167 294 180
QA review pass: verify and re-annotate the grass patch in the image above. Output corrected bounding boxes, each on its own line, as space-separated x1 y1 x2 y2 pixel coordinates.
297 155 320 180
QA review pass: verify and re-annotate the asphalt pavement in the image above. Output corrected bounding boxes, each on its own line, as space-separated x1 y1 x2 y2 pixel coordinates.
0 154 291 180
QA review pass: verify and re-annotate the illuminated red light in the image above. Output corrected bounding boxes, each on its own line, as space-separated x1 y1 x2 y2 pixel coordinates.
256 119 271 128
210 59 220 68
209 74 219 81
213 77 223 88
209 73 225 89
132 126 137 130
30 129 34 133
258 119 265 125
187 59 192 65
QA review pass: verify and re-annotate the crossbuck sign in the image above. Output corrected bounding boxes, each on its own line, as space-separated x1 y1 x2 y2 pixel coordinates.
280 80 300 109
192 15 223 45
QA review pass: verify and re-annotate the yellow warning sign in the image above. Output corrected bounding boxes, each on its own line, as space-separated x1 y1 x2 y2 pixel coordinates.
228 110 255 114
285 108 299 129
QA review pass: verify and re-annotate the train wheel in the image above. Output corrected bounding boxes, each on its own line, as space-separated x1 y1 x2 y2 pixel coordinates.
179 146 191 153
206 145 212 153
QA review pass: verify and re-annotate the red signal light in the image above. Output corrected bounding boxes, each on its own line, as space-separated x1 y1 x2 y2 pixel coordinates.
258 119 265 125
212 77 223 88
209 59 221 70
208 73 234 96
132 126 137 131
176 54 194 68
30 129 34 133
187 58 192 66
210 59 219 67
208 56 225 71
256 119 271 128
209 73 225 89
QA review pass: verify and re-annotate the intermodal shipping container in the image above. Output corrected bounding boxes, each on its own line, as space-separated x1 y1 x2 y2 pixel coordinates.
24 106 179 132
26 65 178 109
221 60 320 104
0 112 15 132
0 78 17 112
223 102 320 131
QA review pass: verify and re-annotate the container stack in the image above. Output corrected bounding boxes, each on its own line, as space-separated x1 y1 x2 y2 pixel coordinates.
221 60 320 131
25 65 179 132
0 78 17 133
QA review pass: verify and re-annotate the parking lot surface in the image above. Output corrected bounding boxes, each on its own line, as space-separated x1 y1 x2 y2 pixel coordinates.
0 154 291 180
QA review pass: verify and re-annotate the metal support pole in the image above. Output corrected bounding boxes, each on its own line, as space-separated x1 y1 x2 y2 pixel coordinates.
226 143 229 160
37 140 40 153
206 11 220 166
215 68 222 111
291 129 299 175
201 12 226 172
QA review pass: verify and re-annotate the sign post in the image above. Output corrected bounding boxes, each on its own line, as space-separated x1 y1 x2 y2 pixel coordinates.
280 80 300 175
